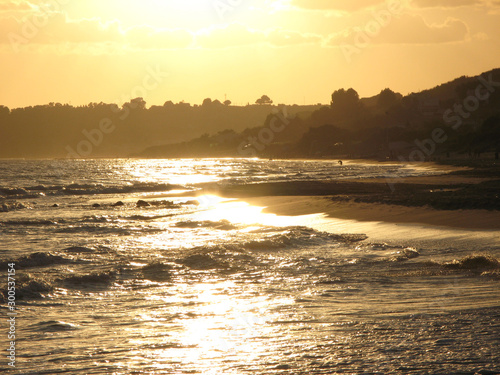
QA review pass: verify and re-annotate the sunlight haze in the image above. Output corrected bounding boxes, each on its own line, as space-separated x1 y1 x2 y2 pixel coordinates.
0 0 499 107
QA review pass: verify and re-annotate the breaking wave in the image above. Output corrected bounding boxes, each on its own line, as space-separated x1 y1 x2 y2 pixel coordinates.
243 227 367 251
32 320 79 332
175 220 239 230
0 274 53 302
443 254 500 271
0 252 71 269
140 262 173 281
0 219 59 226
0 182 185 200
58 270 117 287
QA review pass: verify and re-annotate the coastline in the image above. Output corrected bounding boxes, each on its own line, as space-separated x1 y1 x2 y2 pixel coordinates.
240 195 500 230
213 162 500 231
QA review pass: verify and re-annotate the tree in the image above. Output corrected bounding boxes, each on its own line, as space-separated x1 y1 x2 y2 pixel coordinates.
331 88 359 112
124 97 146 110
377 88 401 110
256 95 273 105
202 98 212 107
224 100 232 106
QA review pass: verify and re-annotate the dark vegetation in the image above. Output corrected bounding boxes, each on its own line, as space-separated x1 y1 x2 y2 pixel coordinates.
1 68 500 160
139 68 500 161
0 97 320 158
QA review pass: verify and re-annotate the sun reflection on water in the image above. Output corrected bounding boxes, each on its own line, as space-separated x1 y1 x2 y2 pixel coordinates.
170 281 300 373
194 194 319 227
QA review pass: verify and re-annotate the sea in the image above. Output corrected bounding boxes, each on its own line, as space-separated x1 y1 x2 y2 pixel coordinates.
1 159 499 374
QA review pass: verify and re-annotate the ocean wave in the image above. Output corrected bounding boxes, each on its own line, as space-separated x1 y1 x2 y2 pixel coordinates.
176 253 231 270
68 182 183 196
32 320 79 332
140 262 173 281
0 182 185 199
79 215 114 223
0 219 58 226
365 254 500 279
63 246 97 254
174 219 239 230
243 235 294 250
0 252 71 269
58 270 117 287
138 199 182 208
0 274 53 301
126 213 177 221
169 227 368 271
243 227 367 251
55 225 162 235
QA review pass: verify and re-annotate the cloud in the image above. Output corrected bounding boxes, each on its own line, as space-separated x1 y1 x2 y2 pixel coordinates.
0 13 123 46
327 14 469 46
411 0 483 7
127 27 193 50
195 23 321 49
0 10 195 51
0 0 32 11
266 29 322 46
195 24 264 49
3 11 322 52
290 0 390 11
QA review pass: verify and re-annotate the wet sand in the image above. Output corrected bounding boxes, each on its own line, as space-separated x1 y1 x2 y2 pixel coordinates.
241 196 500 230
214 161 500 230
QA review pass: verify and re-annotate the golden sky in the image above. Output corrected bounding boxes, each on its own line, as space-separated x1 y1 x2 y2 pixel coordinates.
0 0 499 108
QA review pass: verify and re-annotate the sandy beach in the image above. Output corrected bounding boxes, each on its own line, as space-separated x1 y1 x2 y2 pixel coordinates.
241 195 500 230
214 162 500 231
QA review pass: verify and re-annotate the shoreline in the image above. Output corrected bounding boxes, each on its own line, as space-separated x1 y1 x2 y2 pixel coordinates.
212 163 500 231
239 196 500 231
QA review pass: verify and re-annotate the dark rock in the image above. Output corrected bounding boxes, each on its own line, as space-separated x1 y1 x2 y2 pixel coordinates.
476 369 500 375
444 254 500 270
137 200 151 207
113 201 125 207
92 203 101 208
1 202 28 212
149 200 180 208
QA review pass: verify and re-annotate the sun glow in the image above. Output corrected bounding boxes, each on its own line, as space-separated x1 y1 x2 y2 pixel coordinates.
77 0 227 32
178 282 269 366
194 195 320 227
168 0 214 12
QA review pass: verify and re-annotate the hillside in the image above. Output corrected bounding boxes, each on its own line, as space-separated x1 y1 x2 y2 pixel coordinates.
139 68 500 160
0 100 321 158
1 68 499 160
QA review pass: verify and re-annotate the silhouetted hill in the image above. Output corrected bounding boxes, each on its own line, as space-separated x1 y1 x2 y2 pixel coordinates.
2 68 499 160
139 68 500 160
0 100 321 158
